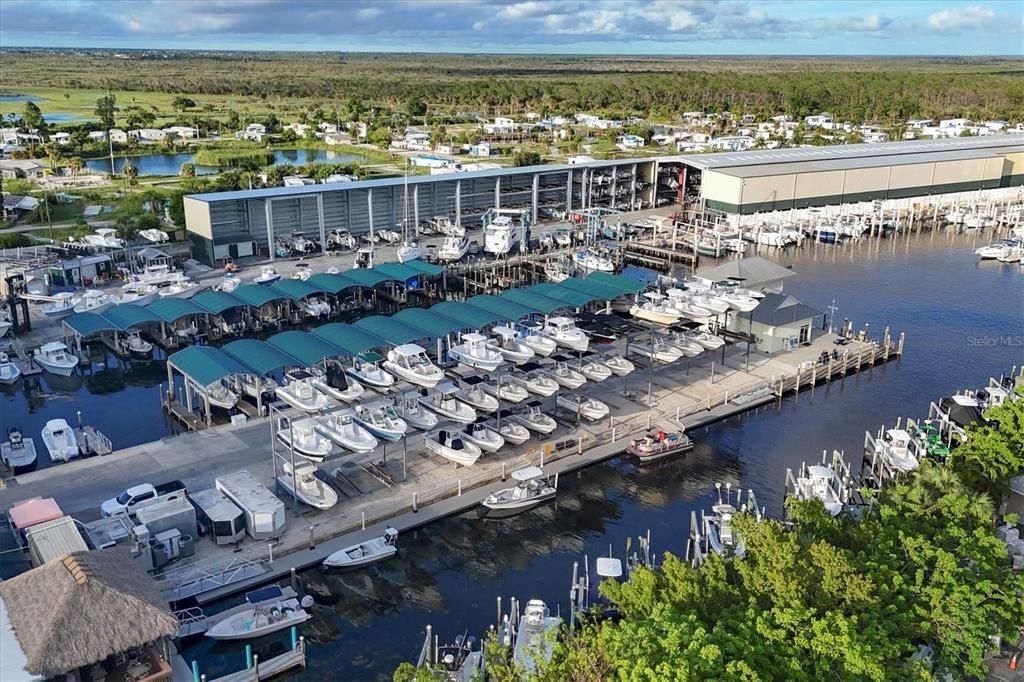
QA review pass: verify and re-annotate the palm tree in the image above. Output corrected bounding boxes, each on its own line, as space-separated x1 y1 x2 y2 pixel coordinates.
67 156 83 185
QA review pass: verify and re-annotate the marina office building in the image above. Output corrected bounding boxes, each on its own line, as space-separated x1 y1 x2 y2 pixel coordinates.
183 135 1024 266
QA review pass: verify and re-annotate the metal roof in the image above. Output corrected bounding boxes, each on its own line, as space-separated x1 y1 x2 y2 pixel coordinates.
63 312 118 337
169 345 252 386
231 284 290 307
697 256 798 287
342 268 396 288
101 303 163 329
270 278 329 299
311 323 385 355
221 339 299 376
558 277 626 301
192 291 247 315
749 293 823 326
373 262 423 283
148 298 207 322
353 315 426 345
582 272 645 295
529 283 602 307
393 308 464 338
710 148 1012 179
499 288 569 314
464 294 535 322
266 330 343 367
401 260 445 276
307 272 361 294
431 301 503 329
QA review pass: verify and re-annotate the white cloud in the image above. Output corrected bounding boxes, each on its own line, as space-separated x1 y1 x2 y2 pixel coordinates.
498 2 554 20
845 13 890 32
355 7 382 20
667 10 698 32
926 5 995 31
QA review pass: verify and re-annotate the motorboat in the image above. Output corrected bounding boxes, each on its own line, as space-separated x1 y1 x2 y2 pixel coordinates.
689 331 725 351
276 417 333 461
0 352 22 384
665 332 704 357
875 428 920 473
114 283 159 306
483 466 556 516
193 379 238 409
1 427 37 473
276 370 338 412
385 344 445 388
516 369 559 397
601 354 634 377
428 215 465 237
964 213 997 229
480 375 529 403
511 600 561 675
239 374 277 400
716 290 758 312
542 361 586 389
393 394 439 430
323 528 399 569
126 331 154 359
975 239 1021 260
556 394 609 421
377 229 401 245
454 382 499 412
72 289 114 314
448 333 503 372
217 273 241 293
419 386 478 424
157 279 203 299
311 365 364 403
438 235 470 261
82 227 124 250
327 229 357 251
33 342 79 376
997 246 1023 263
424 429 482 466
277 460 338 510
353 246 375 269
711 279 764 300
41 418 79 462
792 464 845 516
303 296 331 317
628 428 693 463
291 263 312 281
540 317 589 352
40 292 77 319
483 215 520 256
487 326 536 365
517 325 557 357
315 411 379 453
205 586 312 641
688 293 730 315
570 358 611 382
397 239 424 264
572 248 615 272
461 422 505 452
628 292 681 325
254 265 282 285
353 404 408 442
496 419 531 445
544 258 573 283
347 352 395 389
630 337 683 363
665 290 714 323
138 228 169 243
512 405 557 434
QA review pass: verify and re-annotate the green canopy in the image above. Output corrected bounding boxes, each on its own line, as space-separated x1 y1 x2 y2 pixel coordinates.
192 291 247 315
373 262 423 284
231 284 290 308
583 271 644 295
307 273 361 294
431 301 502 330
270 278 329 299
266 330 344 367
392 307 465 338
342 268 393 288
169 346 251 386
148 298 207 322
100 304 162 329
222 339 299 376
558 277 625 302
499 288 569 315
402 260 444 276
63 312 117 337
464 295 534 323
530 283 601 307
353 315 426 345
311 323 385 356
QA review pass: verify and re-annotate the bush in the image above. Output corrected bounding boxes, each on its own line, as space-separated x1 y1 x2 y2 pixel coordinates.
194 148 273 168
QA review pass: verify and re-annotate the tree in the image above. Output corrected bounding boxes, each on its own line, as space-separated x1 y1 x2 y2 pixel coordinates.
512 150 542 167
67 156 83 185
368 126 393 149
225 110 241 131
179 162 196 178
22 101 46 133
125 107 155 130
95 94 117 130
121 159 139 193
405 98 427 118
171 96 196 112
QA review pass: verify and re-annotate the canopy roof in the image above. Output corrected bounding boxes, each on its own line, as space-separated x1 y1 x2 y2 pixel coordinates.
393 308 464 338
431 301 503 330
270 278 329 299
102 303 163 329
231 284 289 307
266 331 343 367
529 283 600 307
373 262 423 283
341 268 394 288
148 298 206 323
63 312 118 337
168 345 251 386
499 288 568 315
464 294 534 322
307 272 360 294
222 339 298 376
582 271 645 295
354 315 425 345
9 498 63 530
311 323 385 355
558 277 625 302
192 291 247 315
697 255 797 288
401 259 444 276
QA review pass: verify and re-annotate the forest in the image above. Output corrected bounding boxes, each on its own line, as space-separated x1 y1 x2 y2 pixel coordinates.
2 50 1022 124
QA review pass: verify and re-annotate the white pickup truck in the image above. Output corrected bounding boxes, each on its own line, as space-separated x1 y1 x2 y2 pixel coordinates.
100 480 187 517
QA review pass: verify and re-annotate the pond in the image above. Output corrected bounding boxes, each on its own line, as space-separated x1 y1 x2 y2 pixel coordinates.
84 148 366 176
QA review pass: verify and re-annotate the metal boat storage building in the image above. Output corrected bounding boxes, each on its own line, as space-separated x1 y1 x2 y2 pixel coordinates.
183 134 1024 265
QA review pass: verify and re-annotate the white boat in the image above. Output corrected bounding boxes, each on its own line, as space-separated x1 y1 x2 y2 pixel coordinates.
254 265 282 285
33 341 79 376
217 273 241 293
438 235 470 261
488 326 535 364
311 366 364 403
964 213 997 229
496 419 531 445
353 246 375 269
688 293 730 315
512 405 557 434
602 354 635 376
572 248 615 272
276 370 338 412
323 528 399 569
544 259 573 283
41 418 79 462
875 428 919 473
115 284 159 306
631 338 683 363
126 263 182 287
429 215 465 237
540 317 589 352
385 344 445 388
480 375 529 403
571 358 611 382
556 394 609 421
424 429 482 466
975 240 1021 260
239 374 277 400
138 228 169 243
315 411 379 453
82 227 124 249
461 422 505 452
792 464 845 516
194 379 239 409
997 246 1023 263
327 229 357 251
543 361 586 389
420 386 478 423
303 296 331 317
353 404 408 442
73 289 114 314
689 331 725 351
629 291 681 325
126 331 154 359
517 325 557 357
205 586 312 641
347 352 395 389
716 291 758 312
0 352 22 384
712 279 764 300
397 241 424 263
511 600 561 675
448 333 503 372
40 292 77 319
276 417 333 461
291 263 312 281
393 394 439 430
277 460 338 509
158 280 203 299
483 466 555 515
455 382 499 412
483 215 520 256
518 369 559 397
665 332 704 357
1 427 37 472
665 290 714 323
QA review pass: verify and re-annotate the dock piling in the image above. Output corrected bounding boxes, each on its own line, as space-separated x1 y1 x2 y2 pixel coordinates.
413 492 418 512
192 660 200 682
246 645 253 670
361 512 366 530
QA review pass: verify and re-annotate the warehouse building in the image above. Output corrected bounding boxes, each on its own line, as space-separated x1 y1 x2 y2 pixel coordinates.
183 134 1024 266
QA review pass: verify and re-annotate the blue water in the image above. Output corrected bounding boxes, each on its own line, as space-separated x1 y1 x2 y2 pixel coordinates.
84 149 365 176
0 94 43 103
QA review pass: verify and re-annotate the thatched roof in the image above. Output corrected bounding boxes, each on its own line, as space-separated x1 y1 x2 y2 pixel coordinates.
0 549 179 677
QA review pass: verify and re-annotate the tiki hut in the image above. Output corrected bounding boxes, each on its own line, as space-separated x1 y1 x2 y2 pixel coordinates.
0 548 179 679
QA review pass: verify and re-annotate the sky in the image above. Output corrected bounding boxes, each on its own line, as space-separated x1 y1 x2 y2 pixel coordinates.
0 0 1020 55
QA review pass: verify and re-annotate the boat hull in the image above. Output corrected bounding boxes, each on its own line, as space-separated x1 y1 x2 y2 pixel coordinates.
449 349 503 372
323 544 397 569
346 367 394 389
383 362 444 388
425 437 481 466
275 431 331 460
483 489 556 517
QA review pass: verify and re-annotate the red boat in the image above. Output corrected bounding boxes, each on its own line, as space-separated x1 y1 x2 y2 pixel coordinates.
628 429 693 463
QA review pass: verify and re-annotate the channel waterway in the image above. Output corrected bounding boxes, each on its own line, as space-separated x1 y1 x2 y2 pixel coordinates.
83 149 366 176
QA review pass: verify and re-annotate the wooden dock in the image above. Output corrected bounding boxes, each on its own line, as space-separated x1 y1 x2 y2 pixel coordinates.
162 395 207 431
207 639 306 682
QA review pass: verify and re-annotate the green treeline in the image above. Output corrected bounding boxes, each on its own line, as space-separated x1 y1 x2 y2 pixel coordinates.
193 147 273 168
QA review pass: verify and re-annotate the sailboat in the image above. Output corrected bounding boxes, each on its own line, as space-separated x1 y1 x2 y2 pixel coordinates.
396 159 424 263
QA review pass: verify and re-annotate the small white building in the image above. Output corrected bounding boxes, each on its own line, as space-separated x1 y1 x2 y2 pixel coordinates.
108 129 128 143
322 132 347 146
51 132 71 145
709 136 755 151
235 123 267 142
804 113 834 129
469 142 491 157
0 128 18 145
727 292 824 354
318 122 339 135
129 128 167 141
0 159 47 180
163 126 199 139
87 131 107 142
284 123 311 137
616 134 646 150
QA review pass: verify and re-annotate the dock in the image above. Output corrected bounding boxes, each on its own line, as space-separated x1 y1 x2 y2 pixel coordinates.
207 641 306 682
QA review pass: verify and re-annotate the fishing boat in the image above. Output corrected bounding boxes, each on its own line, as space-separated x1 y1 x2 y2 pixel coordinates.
688 293 730 315
438 235 470 261
425 429 482 466
483 215 520 256
393 394 439 430
82 227 124 250
517 324 557 357
126 331 154 359
0 352 22 384
138 227 169 243
543 361 586 389
630 337 683 363
114 283 159 306
254 265 282 285
516 369 559 397
276 370 337 412
72 289 114 314
327 229 357 251
33 342 79 376
511 600 562 675
353 404 408 442
448 333 503 372
157 279 203 299
601 354 635 376
276 417 333 461
41 419 79 462
315 411 379 453
480 375 529 403
628 428 693 463
712 279 764 300
540 317 589 352
544 258 573 283
483 466 556 516
664 332 704 357
512 405 557 434
485 328 534 367
218 273 241 293
997 246 1023 263
689 331 725 351
239 374 277 400
556 394 609 421
397 240 424 263
570 358 611 382
629 292 681 325
311 365 364 403
277 460 338 510
461 422 505 453
205 586 312 641
347 351 395 389
572 248 615 272
40 292 77 319
496 419 531 445
1 427 37 472
291 263 312 281
354 245 375 269
665 291 715 323
302 295 331 317
716 290 758 312
975 239 1021 260
385 344 445 388
964 212 997 229
419 386 478 423
791 464 845 516
323 528 399 569
874 428 920 473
